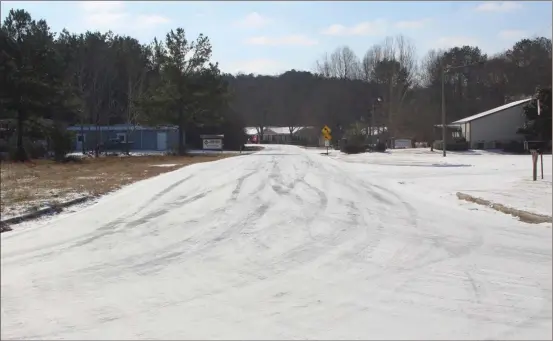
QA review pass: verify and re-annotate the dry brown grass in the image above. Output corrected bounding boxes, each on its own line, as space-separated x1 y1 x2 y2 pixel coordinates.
0 153 236 217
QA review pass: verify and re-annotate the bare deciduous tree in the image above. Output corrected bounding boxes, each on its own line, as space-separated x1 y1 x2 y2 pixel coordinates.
314 52 332 78
315 46 361 80
330 46 361 80
362 35 417 136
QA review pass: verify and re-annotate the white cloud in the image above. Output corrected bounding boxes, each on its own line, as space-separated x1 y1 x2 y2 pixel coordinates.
245 35 318 46
394 18 431 30
321 19 387 36
137 14 171 26
225 59 282 75
79 1 171 31
80 1 124 13
543 25 553 38
434 36 479 49
234 12 272 29
474 2 523 12
498 29 528 41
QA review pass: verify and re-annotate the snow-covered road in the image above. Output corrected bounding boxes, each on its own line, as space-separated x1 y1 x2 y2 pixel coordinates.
2 145 551 340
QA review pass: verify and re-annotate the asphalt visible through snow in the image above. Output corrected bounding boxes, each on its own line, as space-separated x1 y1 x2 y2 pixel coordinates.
1 145 551 340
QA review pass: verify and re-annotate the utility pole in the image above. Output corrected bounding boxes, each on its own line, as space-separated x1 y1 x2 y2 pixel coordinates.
441 66 446 157
370 102 375 143
372 97 382 148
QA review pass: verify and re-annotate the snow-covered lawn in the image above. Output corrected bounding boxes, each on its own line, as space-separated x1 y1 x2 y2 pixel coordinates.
1 145 551 340
323 148 552 217
68 149 247 157
149 163 179 168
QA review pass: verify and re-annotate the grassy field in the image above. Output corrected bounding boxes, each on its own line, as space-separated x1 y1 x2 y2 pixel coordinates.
0 153 237 219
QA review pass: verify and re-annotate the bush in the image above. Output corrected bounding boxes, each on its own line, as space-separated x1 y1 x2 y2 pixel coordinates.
5 138 46 160
503 141 527 154
48 126 74 161
341 144 366 154
375 142 387 152
289 139 310 146
28 141 47 159
340 122 367 154
433 140 469 151
0 139 8 154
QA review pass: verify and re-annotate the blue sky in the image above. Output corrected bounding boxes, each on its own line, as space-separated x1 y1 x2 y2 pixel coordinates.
1 1 551 75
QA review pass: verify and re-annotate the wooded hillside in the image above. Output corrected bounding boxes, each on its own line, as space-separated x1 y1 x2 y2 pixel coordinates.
1 9 551 159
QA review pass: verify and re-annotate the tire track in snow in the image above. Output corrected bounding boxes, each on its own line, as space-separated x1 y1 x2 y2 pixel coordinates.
128 202 271 276
330 162 487 310
257 154 338 268
237 153 376 280
9 158 269 276
235 152 380 277
2 145 551 340
310 157 491 327
311 156 482 309
106 154 412 320
380 183 485 304
335 157 483 274
125 153 329 280
84 157 275 275
312 158 388 265
125 162 275 275
3 161 263 265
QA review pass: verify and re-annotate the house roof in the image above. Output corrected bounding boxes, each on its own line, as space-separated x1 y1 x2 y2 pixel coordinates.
67 124 178 131
265 127 295 135
243 126 312 135
452 98 532 124
244 127 258 135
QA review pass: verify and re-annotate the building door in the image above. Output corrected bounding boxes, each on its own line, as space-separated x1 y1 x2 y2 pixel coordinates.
157 132 167 151
76 134 85 151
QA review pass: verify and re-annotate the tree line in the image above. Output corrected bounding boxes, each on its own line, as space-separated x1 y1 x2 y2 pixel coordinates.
1 9 232 160
233 35 551 143
1 9 551 161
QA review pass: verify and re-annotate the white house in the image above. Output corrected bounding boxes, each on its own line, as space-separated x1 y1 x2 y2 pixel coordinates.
451 98 531 149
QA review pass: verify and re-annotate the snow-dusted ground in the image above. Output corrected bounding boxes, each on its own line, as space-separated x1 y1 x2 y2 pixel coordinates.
2 145 551 340
67 149 253 157
150 163 179 168
323 148 552 217
1 190 88 221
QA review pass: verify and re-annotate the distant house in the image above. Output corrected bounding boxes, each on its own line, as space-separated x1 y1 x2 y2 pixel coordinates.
244 126 320 146
450 98 531 149
262 127 294 143
67 124 180 152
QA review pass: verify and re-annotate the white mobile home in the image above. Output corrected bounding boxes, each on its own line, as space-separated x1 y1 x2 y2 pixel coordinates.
451 98 531 149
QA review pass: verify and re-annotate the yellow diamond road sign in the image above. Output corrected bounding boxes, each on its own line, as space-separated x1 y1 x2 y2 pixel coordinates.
322 125 332 140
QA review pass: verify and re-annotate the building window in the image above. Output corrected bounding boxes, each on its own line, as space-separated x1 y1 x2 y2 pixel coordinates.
116 133 127 143
77 134 85 142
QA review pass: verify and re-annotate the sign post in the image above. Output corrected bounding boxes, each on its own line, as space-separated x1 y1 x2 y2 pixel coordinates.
541 150 544 180
321 125 332 155
531 149 538 181
200 134 224 153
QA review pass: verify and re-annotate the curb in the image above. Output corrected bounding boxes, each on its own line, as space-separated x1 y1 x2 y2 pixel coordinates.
0 196 93 232
456 192 552 225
